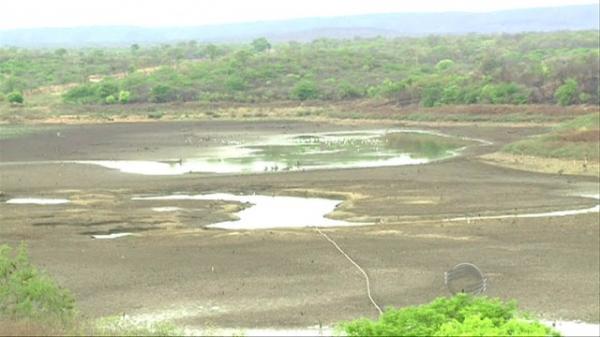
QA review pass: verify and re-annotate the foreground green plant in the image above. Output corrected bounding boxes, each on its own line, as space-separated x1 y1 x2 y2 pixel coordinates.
339 294 559 336
0 244 75 325
0 243 185 336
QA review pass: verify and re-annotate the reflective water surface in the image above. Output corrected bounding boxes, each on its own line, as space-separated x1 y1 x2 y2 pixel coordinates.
134 193 364 229
79 130 470 175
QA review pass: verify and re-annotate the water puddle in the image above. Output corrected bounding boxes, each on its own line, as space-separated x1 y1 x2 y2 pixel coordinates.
78 129 474 175
542 320 600 337
197 321 599 337
91 233 135 239
134 193 364 230
6 198 70 205
152 206 183 212
191 326 333 336
446 193 599 222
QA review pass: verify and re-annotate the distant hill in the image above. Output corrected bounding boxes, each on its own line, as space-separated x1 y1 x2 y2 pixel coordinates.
0 4 598 47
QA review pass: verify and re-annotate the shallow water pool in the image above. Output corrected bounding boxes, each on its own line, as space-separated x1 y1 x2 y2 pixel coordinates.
78 129 472 175
134 193 365 230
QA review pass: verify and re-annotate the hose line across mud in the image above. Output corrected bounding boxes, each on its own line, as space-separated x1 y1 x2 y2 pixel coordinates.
314 226 383 316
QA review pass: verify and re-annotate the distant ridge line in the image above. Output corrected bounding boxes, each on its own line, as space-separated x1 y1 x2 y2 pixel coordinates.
0 4 598 47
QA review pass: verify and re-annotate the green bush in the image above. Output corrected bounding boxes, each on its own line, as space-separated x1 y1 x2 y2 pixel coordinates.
97 82 119 99
251 37 271 53
105 95 117 104
0 244 75 324
421 84 443 107
118 90 131 103
291 80 319 100
339 294 559 337
63 84 102 104
435 59 455 71
368 79 406 99
150 84 175 103
225 75 247 91
7 91 24 104
554 79 578 106
480 83 529 104
338 81 364 99
147 111 164 119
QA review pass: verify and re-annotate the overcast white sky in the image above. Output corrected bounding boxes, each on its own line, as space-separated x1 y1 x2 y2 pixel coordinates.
1 0 597 30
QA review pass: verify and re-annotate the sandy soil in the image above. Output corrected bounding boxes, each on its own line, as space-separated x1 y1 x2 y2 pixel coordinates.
0 120 598 329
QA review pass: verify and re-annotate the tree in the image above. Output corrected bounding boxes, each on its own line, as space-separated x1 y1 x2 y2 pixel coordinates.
7 91 24 104
554 79 578 106
54 48 68 57
251 37 271 53
204 44 219 60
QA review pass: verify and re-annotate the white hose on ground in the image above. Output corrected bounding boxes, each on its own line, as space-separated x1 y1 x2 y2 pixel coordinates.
314 226 383 316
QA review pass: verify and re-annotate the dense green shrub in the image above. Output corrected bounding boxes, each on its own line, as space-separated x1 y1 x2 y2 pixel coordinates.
0 244 75 324
339 294 559 336
6 91 24 104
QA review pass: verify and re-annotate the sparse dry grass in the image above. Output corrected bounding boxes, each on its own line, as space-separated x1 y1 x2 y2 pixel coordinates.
1 99 595 125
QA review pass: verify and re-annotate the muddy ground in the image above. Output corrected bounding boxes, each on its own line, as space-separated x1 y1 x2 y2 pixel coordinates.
0 120 598 329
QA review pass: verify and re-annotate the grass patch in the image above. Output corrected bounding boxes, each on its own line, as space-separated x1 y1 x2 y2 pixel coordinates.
503 113 600 160
339 294 559 336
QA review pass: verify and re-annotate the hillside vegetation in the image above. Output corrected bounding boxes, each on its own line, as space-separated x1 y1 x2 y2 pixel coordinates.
1 31 598 110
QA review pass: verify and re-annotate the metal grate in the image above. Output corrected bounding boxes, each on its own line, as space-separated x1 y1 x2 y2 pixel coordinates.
444 263 487 295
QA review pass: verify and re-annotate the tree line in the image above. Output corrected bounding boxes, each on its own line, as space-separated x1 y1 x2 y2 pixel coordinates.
1 31 598 106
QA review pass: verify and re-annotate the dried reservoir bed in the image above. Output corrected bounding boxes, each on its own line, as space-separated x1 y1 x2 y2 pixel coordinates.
0 120 598 329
